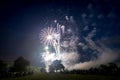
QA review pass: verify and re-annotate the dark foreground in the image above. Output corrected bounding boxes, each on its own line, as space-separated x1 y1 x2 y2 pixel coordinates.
1 73 120 80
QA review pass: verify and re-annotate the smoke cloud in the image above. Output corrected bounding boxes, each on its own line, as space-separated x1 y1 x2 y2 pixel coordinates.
68 45 119 70
63 28 119 70
61 52 80 69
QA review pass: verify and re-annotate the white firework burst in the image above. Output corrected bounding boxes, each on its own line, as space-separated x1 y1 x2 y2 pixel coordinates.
40 27 56 46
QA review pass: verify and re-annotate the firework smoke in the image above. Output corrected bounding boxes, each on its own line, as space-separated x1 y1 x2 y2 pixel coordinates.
40 15 119 72
68 44 119 70
68 27 119 70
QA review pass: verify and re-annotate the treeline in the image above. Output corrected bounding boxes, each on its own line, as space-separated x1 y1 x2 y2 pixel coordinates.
0 56 33 78
1 56 120 77
62 63 120 75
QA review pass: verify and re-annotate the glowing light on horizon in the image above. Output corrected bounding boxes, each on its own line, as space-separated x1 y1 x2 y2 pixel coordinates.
42 51 57 62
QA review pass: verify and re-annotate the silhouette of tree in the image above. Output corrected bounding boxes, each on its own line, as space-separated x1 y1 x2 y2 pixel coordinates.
13 56 30 72
0 59 8 71
99 64 108 74
40 67 46 73
60 63 119 75
108 63 118 74
49 60 65 72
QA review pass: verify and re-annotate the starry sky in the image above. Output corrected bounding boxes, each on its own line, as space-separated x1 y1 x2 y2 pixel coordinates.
0 0 120 66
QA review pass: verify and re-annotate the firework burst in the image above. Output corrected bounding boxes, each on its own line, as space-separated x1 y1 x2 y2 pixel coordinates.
39 16 79 72
40 27 56 46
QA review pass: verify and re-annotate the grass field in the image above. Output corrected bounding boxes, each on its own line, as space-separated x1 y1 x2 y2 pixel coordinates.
1 72 120 80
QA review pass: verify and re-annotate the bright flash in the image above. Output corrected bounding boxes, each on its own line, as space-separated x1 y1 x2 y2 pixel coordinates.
47 35 53 40
45 46 49 50
43 52 56 61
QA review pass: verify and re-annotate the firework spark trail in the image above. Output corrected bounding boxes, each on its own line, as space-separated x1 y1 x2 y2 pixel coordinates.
40 16 79 72
40 21 63 61
40 26 60 59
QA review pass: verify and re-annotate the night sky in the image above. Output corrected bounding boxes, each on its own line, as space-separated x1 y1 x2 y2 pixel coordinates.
0 0 120 66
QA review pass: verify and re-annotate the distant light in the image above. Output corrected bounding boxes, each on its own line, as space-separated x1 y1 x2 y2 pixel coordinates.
54 20 57 23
